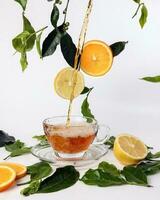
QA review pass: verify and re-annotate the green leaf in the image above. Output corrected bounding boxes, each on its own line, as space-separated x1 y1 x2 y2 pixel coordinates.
37 166 79 193
104 136 115 149
36 32 43 58
0 130 15 147
141 76 160 83
110 41 128 57
146 151 160 160
122 166 149 186
5 140 25 152
137 160 160 175
15 0 28 11
60 32 77 67
12 31 30 53
80 87 91 95
10 147 31 157
32 135 48 144
133 0 140 3
81 169 126 187
23 15 36 51
81 88 95 122
20 52 28 71
27 162 53 181
51 5 59 27
21 180 40 196
42 26 65 57
98 162 120 176
139 5 148 28
4 140 31 158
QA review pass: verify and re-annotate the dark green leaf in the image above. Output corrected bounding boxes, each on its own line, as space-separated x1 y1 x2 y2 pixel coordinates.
98 162 120 176
23 15 36 51
15 0 27 10
37 166 79 193
81 169 126 187
60 32 77 67
137 160 160 175
21 180 40 196
10 147 31 157
80 87 90 95
81 88 95 122
20 52 28 71
104 136 115 149
36 32 43 58
141 76 160 83
42 27 64 57
146 145 153 150
122 166 148 186
5 140 25 152
51 5 59 27
27 162 53 181
133 0 140 3
110 41 128 57
0 130 15 147
139 5 148 28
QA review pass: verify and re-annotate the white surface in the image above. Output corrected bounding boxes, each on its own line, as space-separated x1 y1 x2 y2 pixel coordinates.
0 0 160 199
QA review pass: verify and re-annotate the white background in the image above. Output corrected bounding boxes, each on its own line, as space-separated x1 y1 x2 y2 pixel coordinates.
0 0 160 199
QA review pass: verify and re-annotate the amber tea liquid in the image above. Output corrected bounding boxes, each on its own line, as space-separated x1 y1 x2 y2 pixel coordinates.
44 123 96 154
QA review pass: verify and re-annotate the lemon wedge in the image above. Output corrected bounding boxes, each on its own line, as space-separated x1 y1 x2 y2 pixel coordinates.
113 134 148 165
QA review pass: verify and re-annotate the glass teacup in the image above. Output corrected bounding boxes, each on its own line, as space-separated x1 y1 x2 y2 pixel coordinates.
43 116 109 160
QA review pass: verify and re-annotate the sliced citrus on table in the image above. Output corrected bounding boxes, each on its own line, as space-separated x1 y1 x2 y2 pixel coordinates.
0 166 16 192
54 67 85 100
113 134 148 165
0 162 27 179
80 40 113 76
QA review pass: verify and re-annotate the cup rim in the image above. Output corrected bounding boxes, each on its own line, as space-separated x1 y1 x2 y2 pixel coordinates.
43 115 97 126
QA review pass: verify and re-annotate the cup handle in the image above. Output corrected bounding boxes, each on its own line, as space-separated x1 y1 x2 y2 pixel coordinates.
93 124 110 145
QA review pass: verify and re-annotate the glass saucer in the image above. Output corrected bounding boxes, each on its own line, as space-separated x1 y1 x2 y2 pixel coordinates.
31 144 108 168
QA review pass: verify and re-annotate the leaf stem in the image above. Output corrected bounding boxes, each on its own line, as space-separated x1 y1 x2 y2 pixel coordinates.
27 26 48 42
3 154 10 160
132 3 144 19
17 181 31 186
63 0 70 23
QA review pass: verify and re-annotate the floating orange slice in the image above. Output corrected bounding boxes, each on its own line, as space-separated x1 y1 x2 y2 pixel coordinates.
0 166 16 192
0 162 27 179
80 40 113 76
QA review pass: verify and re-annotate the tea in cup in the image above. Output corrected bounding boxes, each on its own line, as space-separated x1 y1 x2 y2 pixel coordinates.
43 116 109 160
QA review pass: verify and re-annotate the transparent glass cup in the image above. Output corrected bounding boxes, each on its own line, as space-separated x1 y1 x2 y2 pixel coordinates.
43 116 109 160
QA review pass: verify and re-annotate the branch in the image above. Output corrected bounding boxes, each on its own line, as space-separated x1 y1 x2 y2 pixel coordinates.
63 0 70 23
132 3 144 19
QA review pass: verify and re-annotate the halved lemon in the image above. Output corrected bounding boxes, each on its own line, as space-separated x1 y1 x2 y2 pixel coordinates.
80 40 113 76
0 162 27 179
113 134 148 165
54 67 84 100
0 166 16 192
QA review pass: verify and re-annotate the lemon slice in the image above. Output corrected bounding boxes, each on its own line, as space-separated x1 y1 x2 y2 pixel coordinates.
113 134 148 165
54 67 85 100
